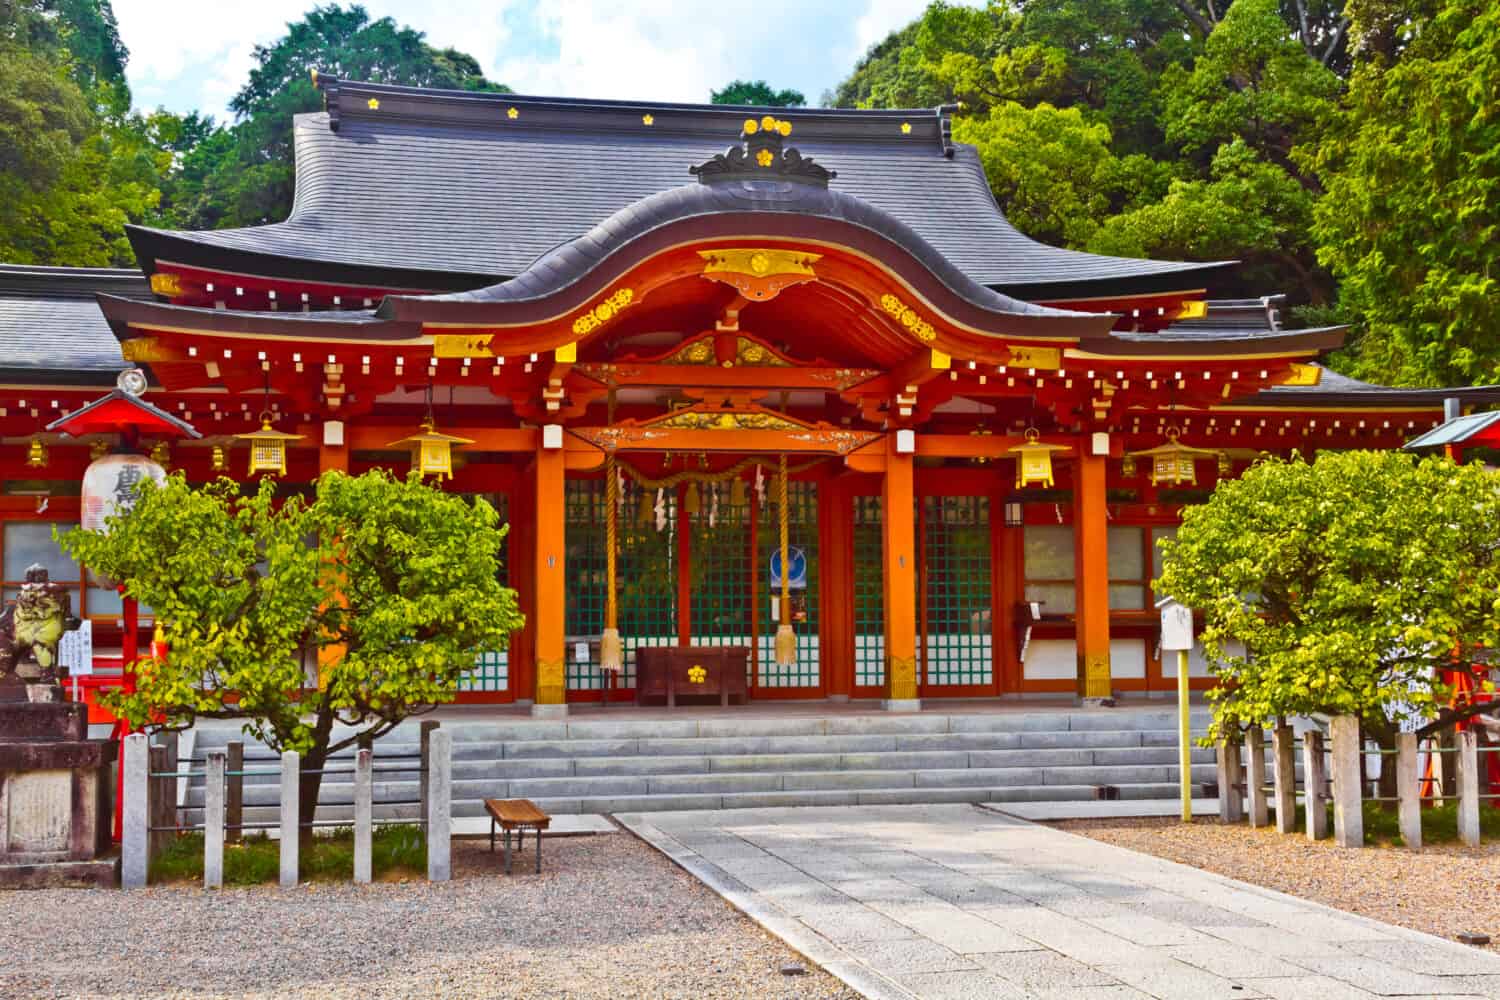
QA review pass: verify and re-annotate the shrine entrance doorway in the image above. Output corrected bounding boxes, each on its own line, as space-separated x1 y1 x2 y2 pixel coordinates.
561 457 825 703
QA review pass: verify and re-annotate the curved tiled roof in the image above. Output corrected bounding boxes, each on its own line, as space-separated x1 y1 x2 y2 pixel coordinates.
125 79 1228 298
379 176 1112 341
0 265 145 383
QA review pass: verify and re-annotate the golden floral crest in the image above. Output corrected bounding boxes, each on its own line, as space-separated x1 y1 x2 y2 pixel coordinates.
572 287 636 336
879 293 938 343
687 665 707 684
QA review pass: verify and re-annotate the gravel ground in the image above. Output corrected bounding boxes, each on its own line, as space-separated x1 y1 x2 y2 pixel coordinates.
1054 815 1500 951
1 832 860 1000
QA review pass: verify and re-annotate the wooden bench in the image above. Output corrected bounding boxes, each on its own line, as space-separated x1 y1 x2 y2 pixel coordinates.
484 798 552 875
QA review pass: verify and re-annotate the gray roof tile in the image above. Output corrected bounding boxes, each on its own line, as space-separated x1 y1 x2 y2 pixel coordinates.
128 91 1225 295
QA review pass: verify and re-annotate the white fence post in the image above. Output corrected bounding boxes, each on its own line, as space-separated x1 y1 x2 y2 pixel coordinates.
280 750 300 887
1457 729 1481 848
1330 715 1364 848
419 720 438 826
121 733 149 889
1245 727 1269 828
427 730 451 882
1272 725 1297 834
354 749 373 884
204 751 226 888
1217 737 1244 823
1303 729 1329 840
1396 732 1422 850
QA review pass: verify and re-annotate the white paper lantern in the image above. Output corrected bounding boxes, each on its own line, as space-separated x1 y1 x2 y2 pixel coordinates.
81 454 166 533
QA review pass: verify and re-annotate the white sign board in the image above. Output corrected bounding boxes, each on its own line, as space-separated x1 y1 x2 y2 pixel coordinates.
58 620 93 676
1157 599 1194 651
573 641 590 664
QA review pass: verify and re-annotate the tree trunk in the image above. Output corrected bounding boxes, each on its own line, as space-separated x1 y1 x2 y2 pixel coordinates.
297 707 335 845
1368 721 1399 813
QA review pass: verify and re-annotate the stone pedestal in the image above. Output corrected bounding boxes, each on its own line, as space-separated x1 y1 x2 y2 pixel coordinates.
0 683 118 887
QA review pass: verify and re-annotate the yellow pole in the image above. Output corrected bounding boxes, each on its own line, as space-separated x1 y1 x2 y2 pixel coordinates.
1179 648 1192 822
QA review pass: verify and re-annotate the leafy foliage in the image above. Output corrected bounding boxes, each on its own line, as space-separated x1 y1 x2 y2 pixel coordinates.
1301 0 1500 386
60 470 522 825
1156 451 1500 744
832 0 1341 307
710 79 805 107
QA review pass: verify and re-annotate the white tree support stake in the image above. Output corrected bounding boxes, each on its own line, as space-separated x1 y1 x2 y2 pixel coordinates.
1245 727 1269 828
1457 730 1481 848
427 730 452 882
1330 715 1364 848
121 732 149 889
280 750 300 887
1396 732 1422 850
204 751 226 888
1303 729 1329 840
1217 738 1244 823
1272 725 1297 835
354 749 373 884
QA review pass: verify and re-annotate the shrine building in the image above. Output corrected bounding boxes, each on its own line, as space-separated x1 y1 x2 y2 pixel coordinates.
3 76 1496 714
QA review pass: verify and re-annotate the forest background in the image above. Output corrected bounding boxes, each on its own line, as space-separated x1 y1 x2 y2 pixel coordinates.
1 0 1494 387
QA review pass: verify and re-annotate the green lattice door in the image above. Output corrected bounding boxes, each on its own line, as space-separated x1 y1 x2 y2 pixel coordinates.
922 496 993 690
564 478 678 695
458 492 514 696
853 494 885 690
757 480 820 690
689 482 753 670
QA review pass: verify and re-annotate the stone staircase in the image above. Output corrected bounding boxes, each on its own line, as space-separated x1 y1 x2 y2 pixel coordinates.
182 707 1218 826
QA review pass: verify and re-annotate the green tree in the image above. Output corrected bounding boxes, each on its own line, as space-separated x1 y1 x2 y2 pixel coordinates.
61 471 523 834
710 79 806 107
1156 451 1500 784
1301 0 1500 386
955 101 1172 247
0 0 174 265
171 3 508 230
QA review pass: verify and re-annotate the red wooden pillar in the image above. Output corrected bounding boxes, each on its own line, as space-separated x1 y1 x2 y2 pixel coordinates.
1074 448 1112 700
532 445 567 712
882 437 919 706
821 476 854 700
509 461 536 704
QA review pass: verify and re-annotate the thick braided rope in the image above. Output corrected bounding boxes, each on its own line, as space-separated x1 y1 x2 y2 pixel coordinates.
604 452 618 630
779 452 790 626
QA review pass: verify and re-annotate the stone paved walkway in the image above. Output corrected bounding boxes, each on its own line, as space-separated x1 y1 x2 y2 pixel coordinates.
618 804 1500 1000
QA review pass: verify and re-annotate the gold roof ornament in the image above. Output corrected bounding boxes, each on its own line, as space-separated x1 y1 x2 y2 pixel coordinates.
1127 426 1219 487
235 413 303 477
387 417 474 481
1007 428 1070 489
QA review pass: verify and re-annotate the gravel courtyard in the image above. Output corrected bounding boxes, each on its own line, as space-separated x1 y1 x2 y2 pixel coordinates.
0 833 858 1000
1055 815 1500 952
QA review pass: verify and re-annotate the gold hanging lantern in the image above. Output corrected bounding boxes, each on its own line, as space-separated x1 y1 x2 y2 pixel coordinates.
25 438 47 468
1126 427 1218 487
1007 428 1070 488
235 413 304 476
386 418 474 480
149 440 170 468
1217 451 1233 478
90 439 110 461
211 444 228 472
1120 453 1138 478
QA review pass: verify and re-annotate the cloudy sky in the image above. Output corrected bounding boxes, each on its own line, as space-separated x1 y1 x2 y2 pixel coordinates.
111 1 974 121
